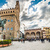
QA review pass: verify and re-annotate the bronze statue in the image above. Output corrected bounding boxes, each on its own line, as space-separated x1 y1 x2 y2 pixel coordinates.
0 16 7 31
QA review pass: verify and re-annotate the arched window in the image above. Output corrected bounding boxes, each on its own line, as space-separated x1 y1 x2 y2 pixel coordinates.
8 20 10 22
7 28 9 30
36 32 40 37
36 32 40 39
4 12 5 14
11 27 13 30
11 19 13 22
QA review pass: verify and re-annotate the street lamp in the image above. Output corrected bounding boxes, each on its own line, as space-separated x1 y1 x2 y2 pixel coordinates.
20 24 26 39
23 24 25 30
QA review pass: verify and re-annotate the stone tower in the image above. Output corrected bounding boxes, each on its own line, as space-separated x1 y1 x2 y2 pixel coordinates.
14 1 20 39
15 1 20 12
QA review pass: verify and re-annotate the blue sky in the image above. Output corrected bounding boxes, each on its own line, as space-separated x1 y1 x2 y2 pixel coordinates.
31 0 42 5
28 0 46 13
48 2 50 5
28 0 50 13
0 0 7 7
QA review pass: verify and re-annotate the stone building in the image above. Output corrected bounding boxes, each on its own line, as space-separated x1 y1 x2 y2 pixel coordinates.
41 30 46 39
0 1 20 40
25 28 44 39
43 27 50 39
25 28 45 39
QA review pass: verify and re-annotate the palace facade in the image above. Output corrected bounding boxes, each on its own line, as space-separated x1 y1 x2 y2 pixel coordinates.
0 1 20 40
43 27 50 39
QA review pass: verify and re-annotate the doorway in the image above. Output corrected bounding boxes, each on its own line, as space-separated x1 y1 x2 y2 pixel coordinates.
3 35 6 39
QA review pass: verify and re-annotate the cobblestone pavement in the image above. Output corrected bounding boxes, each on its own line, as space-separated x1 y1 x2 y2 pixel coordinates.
0 40 50 50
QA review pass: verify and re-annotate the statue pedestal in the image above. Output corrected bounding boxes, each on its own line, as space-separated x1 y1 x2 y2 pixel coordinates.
0 34 2 40
0 34 1 40
0 32 4 40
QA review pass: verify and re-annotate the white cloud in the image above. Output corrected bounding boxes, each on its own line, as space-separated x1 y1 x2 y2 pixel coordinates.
0 0 50 33
20 0 50 33
0 0 17 10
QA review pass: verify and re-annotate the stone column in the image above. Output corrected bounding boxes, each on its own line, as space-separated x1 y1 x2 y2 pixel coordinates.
35 32 36 40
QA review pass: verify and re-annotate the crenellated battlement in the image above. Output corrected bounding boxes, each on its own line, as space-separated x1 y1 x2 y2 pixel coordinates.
0 8 16 16
0 1 20 16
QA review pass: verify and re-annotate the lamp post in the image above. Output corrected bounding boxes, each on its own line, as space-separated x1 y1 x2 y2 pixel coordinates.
17 30 20 39
23 24 25 33
20 24 26 39
23 24 28 33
